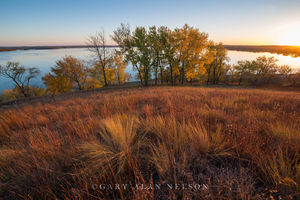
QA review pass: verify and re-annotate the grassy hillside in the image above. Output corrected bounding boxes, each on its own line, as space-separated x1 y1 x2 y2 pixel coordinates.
0 87 299 199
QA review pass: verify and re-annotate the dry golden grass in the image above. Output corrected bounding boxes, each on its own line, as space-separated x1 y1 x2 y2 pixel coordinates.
0 86 299 199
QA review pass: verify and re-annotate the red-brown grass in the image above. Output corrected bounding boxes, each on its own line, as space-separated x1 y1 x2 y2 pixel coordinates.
0 86 299 199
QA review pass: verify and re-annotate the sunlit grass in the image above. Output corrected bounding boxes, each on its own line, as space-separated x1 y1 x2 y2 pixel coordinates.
78 115 143 177
0 86 299 199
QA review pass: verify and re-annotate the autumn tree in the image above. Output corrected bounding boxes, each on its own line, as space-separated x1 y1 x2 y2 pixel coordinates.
112 24 152 86
172 24 210 85
234 60 255 85
153 26 176 85
0 62 40 97
204 43 229 85
278 65 292 77
156 26 172 84
111 23 131 48
42 56 89 93
252 56 278 85
87 29 112 86
289 68 300 86
112 24 233 86
278 65 292 83
112 24 142 84
132 27 153 86
214 44 228 84
184 26 210 84
112 51 129 85
148 26 169 85
234 56 285 86
204 41 215 84
172 27 186 84
173 25 193 84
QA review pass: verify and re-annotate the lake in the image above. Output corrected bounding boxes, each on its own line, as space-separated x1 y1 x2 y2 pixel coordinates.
0 48 299 92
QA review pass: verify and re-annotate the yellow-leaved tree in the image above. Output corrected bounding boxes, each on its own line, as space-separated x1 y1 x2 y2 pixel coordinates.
113 52 129 85
42 56 90 94
173 24 209 84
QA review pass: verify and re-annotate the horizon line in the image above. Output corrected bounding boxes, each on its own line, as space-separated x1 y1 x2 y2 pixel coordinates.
1 44 300 48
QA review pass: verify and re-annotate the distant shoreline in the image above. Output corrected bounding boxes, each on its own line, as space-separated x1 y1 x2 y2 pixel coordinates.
0 45 300 57
224 45 300 57
0 45 119 52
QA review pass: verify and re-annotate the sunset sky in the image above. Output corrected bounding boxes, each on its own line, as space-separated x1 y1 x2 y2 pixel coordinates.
0 0 300 46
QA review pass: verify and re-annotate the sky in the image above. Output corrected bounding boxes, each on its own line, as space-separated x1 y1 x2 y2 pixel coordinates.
0 0 300 46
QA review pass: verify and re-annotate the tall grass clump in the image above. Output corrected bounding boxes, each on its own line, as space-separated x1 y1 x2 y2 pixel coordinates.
78 115 144 177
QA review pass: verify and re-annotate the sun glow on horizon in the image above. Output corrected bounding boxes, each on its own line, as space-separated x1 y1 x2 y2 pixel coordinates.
277 22 300 46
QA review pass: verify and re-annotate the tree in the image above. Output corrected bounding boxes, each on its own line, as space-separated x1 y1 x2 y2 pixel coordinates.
204 42 229 85
0 62 40 97
278 65 292 77
252 56 278 85
42 56 89 94
172 24 209 85
111 23 131 48
156 26 171 84
148 26 160 85
172 26 187 85
112 51 129 85
112 25 152 86
112 24 145 85
87 29 112 86
0 86 47 101
112 23 218 86
131 27 152 86
204 41 215 84
183 26 210 84
210 43 229 84
158 26 176 85
59 56 89 90
148 26 170 85
221 64 232 85
278 65 292 85
289 68 300 86
234 56 282 86
234 60 255 85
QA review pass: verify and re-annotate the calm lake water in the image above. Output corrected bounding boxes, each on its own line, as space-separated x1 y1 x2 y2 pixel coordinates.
0 48 299 92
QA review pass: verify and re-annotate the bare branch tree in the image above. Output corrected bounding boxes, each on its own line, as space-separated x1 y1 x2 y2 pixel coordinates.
87 29 112 86
0 62 40 97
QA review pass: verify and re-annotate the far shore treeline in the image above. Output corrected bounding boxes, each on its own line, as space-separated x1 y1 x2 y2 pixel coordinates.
0 24 300 101
1 45 300 58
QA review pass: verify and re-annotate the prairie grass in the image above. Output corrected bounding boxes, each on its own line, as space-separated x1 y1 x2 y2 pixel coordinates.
79 115 143 176
0 86 299 199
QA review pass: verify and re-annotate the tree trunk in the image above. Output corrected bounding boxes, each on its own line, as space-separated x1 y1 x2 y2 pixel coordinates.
160 66 163 84
213 64 216 85
12 79 28 97
77 82 83 90
181 62 185 85
206 64 212 85
144 65 149 87
95 47 108 87
238 76 242 85
102 65 108 87
170 64 174 86
154 68 158 85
